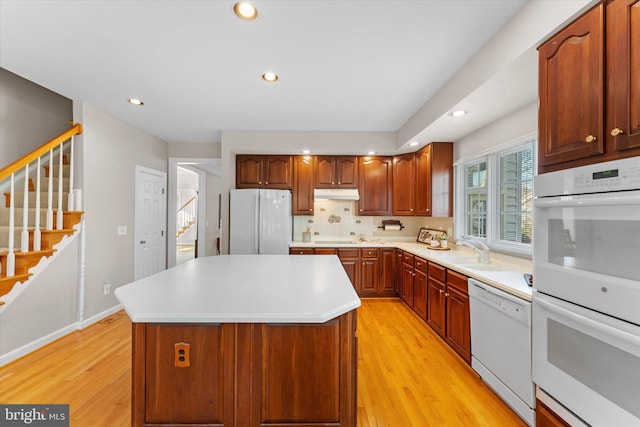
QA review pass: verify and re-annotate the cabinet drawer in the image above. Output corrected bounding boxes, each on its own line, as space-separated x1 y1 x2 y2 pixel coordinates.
428 262 446 282
338 248 359 259
314 248 337 255
361 248 379 258
290 248 314 255
402 252 414 266
414 257 427 273
447 269 469 294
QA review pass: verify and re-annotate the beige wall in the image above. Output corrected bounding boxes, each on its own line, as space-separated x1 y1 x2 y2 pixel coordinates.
80 102 168 317
0 68 72 169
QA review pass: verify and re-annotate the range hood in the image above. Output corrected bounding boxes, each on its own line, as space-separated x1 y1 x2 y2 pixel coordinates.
314 188 360 200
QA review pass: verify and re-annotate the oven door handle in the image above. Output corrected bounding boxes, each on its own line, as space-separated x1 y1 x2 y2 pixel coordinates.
534 192 640 209
536 297 640 349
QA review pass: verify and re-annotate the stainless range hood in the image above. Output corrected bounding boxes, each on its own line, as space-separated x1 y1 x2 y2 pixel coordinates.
314 188 360 200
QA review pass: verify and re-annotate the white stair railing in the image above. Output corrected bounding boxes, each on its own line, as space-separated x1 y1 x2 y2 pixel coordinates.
176 195 198 238
0 124 82 279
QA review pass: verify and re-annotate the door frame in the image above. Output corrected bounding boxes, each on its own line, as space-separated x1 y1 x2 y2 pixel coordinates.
134 165 167 280
168 158 212 267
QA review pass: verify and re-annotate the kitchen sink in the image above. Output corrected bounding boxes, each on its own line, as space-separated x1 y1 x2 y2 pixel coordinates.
458 263 511 272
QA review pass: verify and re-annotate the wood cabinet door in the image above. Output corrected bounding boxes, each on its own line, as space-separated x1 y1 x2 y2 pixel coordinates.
392 153 415 216
357 156 392 216
606 0 640 153
413 269 427 320
395 250 404 297
414 144 431 216
314 156 337 188
360 257 379 297
339 257 359 292
292 156 314 215
445 286 471 364
244 312 357 427
264 156 291 189
379 248 396 295
427 278 446 338
336 156 358 188
538 4 605 172
401 262 414 306
137 324 235 426
429 142 453 217
236 155 264 188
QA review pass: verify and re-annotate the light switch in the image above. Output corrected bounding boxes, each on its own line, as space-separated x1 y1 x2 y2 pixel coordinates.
117 226 127 236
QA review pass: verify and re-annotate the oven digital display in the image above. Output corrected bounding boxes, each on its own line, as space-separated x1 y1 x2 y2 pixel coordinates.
592 169 619 180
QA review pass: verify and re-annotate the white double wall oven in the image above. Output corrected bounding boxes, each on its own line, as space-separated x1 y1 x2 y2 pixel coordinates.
532 157 640 426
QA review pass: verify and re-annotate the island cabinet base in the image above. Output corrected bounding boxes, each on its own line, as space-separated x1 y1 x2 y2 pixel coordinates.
131 310 358 427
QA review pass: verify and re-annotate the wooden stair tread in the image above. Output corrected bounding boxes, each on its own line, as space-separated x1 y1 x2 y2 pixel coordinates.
0 273 32 297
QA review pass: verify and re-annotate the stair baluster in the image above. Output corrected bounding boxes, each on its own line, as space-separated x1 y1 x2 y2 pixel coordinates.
21 164 29 253
33 157 42 251
56 144 64 230
46 148 54 230
68 137 75 211
6 174 16 276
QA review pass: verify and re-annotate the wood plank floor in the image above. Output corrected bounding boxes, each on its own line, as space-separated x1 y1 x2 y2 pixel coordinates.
0 299 526 426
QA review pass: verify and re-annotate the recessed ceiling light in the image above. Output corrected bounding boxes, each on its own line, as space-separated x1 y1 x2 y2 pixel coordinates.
233 2 258 20
409 141 419 147
262 72 279 82
128 98 144 106
367 151 376 155
451 110 467 118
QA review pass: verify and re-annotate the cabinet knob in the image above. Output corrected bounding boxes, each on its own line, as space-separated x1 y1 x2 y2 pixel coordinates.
259 181 262 184
337 181 341 184
585 135 596 143
439 289 444 294
445 293 450 297
610 128 624 137
265 181 269 184
332 181 335 184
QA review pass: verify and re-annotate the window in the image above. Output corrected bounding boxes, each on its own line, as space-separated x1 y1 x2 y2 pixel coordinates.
456 139 535 256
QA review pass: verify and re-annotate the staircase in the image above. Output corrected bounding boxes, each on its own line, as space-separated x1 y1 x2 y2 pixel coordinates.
0 125 83 306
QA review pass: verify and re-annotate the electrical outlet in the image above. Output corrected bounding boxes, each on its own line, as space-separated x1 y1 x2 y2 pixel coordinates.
103 281 111 295
174 342 190 368
117 225 127 236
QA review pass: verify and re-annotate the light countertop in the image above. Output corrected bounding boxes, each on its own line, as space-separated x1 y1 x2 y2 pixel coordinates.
291 239 533 301
115 255 361 323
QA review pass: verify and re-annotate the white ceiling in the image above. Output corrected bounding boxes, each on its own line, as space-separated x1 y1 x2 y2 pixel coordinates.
0 0 529 146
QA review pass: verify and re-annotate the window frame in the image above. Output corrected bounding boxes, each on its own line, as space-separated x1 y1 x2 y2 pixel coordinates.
454 135 536 257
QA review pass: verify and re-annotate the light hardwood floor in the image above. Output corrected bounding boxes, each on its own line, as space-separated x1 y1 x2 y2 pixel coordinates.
0 299 526 426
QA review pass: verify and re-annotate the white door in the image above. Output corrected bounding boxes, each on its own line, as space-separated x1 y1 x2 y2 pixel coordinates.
135 166 167 280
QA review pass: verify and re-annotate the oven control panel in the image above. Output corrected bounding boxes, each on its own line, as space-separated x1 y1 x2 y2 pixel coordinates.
572 161 640 193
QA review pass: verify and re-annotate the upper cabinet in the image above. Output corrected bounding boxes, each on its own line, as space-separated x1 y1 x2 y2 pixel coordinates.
393 142 453 217
538 1 640 174
292 156 314 215
314 156 358 188
236 155 292 189
358 156 392 216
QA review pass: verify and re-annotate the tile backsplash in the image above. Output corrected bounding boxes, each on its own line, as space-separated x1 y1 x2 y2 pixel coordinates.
293 200 453 241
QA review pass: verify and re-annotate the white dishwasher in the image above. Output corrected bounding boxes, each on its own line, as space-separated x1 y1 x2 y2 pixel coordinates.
468 278 535 426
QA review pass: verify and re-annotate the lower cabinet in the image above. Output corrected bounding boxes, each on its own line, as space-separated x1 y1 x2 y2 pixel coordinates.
132 311 357 426
426 262 471 364
290 247 396 297
535 399 571 427
412 258 427 320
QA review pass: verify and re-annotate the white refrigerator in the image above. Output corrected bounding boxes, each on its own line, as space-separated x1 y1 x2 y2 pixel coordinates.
229 189 293 254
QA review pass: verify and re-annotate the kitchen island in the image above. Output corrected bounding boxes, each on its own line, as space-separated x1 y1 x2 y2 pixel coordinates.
115 255 360 427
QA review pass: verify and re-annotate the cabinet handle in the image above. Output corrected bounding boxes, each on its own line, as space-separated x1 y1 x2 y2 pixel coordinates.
439 289 444 294
585 135 596 143
610 128 624 137
445 293 450 297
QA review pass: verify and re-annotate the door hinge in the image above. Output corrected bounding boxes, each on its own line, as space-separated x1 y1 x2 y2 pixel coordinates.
161 230 164 236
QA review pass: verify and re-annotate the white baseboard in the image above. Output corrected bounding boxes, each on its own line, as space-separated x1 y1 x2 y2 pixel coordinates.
0 304 122 367
77 304 122 330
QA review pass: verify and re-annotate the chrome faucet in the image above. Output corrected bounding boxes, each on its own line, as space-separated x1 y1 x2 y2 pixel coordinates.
456 237 491 264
